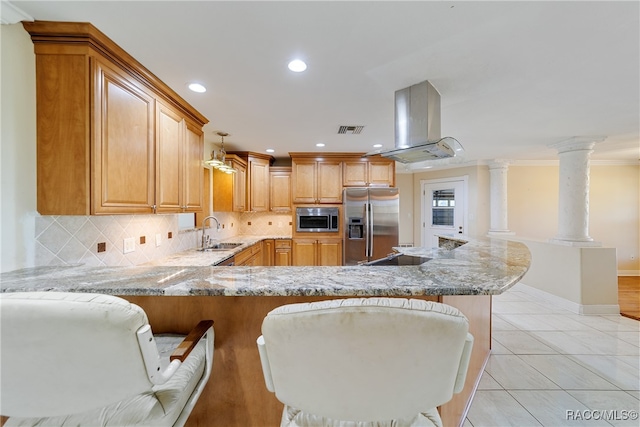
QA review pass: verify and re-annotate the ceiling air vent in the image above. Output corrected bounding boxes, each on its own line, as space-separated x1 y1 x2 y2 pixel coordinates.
338 125 364 134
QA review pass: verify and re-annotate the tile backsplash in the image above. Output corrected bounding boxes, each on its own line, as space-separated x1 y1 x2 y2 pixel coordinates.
34 211 293 268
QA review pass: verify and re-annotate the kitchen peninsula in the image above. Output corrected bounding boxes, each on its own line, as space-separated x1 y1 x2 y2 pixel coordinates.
1 237 530 426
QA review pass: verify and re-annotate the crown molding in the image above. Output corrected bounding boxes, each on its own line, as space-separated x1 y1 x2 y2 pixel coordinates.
1 1 33 25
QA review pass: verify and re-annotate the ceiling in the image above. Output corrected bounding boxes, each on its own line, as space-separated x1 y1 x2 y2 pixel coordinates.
8 1 640 169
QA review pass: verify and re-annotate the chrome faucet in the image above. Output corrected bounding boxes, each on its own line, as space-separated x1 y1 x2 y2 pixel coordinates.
201 215 221 249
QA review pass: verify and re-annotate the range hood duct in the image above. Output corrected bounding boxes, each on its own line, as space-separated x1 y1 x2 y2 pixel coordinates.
368 80 462 164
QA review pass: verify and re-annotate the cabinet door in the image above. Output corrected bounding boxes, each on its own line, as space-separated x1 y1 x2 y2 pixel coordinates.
250 158 270 211
292 239 317 266
233 161 247 212
93 60 155 214
270 169 292 212
291 161 317 204
317 161 343 203
263 239 275 266
343 161 368 187
156 101 183 213
317 239 343 266
275 249 291 266
183 121 204 211
368 161 395 187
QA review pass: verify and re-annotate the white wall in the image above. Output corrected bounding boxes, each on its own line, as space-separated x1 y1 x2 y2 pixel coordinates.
1 23 37 272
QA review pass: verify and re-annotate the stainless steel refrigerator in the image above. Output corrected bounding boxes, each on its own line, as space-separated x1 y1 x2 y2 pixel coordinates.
343 188 399 265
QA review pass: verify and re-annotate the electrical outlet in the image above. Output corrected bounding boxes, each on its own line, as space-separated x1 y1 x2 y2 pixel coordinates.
123 237 135 254
155 233 162 247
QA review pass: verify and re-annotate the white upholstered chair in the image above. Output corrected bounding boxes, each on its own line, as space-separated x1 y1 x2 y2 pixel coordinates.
0 292 214 427
256 297 474 427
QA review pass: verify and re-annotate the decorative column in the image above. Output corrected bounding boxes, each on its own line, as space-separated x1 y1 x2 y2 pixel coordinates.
549 137 603 246
488 160 514 236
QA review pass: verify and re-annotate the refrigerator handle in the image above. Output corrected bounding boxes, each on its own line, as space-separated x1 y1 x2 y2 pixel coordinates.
365 203 370 258
368 202 374 258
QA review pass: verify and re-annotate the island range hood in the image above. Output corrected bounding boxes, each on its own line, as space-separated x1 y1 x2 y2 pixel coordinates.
367 80 462 163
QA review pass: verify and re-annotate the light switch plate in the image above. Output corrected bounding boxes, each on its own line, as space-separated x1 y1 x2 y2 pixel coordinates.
155 233 162 247
123 237 135 254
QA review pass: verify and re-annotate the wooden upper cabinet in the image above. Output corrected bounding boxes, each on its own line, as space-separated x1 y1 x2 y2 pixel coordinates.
212 154 247 213
343 158 395 187
155 100 183 213
92 59 156 214
156 116 205 213
342 161 368 187
291 160 317 204
226 152 275 212
24 21 208 215
232 159 247 212
250 158 270 212
270 167 292 212
317 162 343 203
290 155 343 204
183 120 204 211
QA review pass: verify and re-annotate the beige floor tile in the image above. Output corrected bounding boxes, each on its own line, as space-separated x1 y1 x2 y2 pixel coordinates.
492 314 519 331
492 331 558 355
478 371 503 390
466 390 542 427
498 314 560 331
518 355 619 390
571 355 639 391
484 355 560 390
625 390 639 400
492 301 558 315
604 331 640 347
510 390 612 426
569 330 639 356
616 355 640 369
527 331 595 354
491 339 513 355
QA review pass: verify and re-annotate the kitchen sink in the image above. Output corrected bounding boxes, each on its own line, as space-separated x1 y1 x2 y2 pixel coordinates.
198 242 243 252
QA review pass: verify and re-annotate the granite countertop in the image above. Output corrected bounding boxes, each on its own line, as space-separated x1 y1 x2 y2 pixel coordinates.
144 235 291 267
0 236 530 297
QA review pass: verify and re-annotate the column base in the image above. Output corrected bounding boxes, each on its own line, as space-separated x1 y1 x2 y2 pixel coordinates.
548 238 602 247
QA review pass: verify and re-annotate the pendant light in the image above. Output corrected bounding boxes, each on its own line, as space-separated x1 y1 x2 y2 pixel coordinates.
206 132 237 173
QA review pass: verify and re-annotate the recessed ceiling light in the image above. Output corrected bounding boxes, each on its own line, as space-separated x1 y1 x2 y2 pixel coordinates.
266 148 275 153
288 59 307 72
316 143 325 147
423 166 433 169
188 83 206 93
373 144 383 148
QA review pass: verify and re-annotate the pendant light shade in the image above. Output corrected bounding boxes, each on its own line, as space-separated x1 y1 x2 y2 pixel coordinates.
205 132 237 173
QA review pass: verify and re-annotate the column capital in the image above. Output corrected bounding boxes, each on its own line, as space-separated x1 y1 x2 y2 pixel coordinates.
549 136 605 154
488 159 510 170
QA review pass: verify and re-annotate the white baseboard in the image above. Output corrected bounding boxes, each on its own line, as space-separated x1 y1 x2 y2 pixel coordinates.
515 283 621 315
618 270 640 276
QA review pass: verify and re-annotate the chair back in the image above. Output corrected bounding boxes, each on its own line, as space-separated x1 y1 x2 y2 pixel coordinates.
258 297 473 422
1 292 156 418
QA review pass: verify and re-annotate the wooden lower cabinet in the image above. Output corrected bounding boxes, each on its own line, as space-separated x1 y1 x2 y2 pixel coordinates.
122 294 490 427
274 240 292 266
263 240 275 266
293 238 342 266
234 243 262 266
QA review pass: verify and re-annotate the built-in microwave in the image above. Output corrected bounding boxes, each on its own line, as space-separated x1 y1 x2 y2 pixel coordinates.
296 207 339 232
